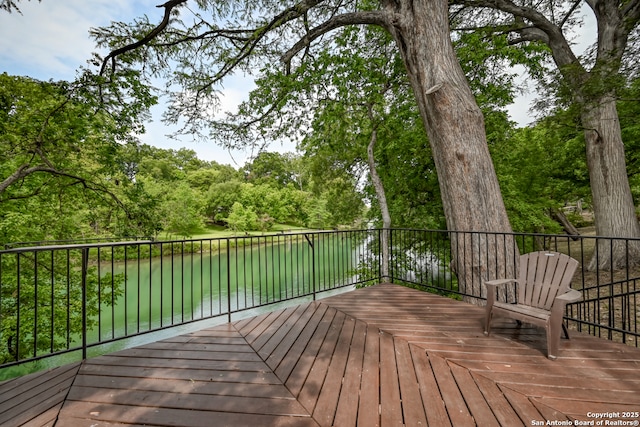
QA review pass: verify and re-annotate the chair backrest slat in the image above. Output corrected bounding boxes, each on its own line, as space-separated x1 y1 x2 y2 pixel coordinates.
518 251 578 310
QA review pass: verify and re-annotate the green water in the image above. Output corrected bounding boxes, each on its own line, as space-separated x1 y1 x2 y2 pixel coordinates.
89 235 359 344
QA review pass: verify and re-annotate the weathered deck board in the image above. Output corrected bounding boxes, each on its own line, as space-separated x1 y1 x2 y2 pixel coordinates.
1 283 639 426
0 362 80 427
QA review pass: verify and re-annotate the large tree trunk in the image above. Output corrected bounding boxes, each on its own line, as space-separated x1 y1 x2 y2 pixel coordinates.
382 0 517 303
582 95 640 270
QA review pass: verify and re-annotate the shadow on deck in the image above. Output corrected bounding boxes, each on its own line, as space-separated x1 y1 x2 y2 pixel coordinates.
2 283 639 426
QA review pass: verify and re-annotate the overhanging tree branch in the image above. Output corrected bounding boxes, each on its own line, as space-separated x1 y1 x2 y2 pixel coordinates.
281 11 388 72
99 0 188 76
559 0 582 29
458 0 580 68
0 163 127 210
0 0 40 14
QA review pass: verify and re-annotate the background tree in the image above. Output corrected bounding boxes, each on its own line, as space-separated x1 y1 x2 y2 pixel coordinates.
492 121 591 234
0 73 158 242
451 0 640 269
226 202 258 232
205 180 244 225
162 181 205 238
243 152 300 187
0 72 140 364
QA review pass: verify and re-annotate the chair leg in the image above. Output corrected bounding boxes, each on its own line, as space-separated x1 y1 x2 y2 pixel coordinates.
547 319 563 360
562 323 570 339
546 326 558 359
484 309 493 336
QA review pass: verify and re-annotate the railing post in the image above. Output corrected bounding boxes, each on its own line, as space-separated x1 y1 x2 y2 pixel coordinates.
304 234 316 301
81 247 89 361
227 238 232 323
311 235 316 301
388 228 394 283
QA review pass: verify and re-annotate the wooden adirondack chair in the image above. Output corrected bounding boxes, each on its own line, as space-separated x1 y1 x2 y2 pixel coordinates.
483 251 581 359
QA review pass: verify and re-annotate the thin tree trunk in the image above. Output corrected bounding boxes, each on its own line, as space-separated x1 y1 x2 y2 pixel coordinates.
582 95 640 270
551 209 580 239
367 128 391 281
382 0 517 303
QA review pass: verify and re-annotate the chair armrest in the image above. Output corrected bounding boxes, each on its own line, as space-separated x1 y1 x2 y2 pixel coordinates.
551 289 582 320
555 288 582 304
484 278 520 289
484 279 520 306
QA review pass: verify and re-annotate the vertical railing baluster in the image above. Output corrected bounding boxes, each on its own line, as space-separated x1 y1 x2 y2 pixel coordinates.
49 250 54 354
137 244 141 334
16 253 21 362
227 238 232 322
66 249 71 349
149 242 153 330
81 247 88 361
33 251 38 358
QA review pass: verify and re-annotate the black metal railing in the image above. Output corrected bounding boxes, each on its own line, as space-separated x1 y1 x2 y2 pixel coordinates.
1 228 638 376
0 230 379 373
389 229 639 347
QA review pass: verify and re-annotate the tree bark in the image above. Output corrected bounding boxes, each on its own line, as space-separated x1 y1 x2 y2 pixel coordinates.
582 94 640 270
382 0 517 302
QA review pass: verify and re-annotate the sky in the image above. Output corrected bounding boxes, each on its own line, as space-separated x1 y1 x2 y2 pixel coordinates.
0 1 597 166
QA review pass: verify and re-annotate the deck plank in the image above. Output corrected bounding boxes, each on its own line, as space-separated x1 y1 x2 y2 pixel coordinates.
1 282 639 427
65 385 309 416
312 315 356 426
357 324 381 427
296 310 346 412
0 363 80 427
273 303 329 380
394 338 428 427
428 352 477 427
58 400 319 427
242 308 291 347
379 331 403 427
470 371 523 427
72 374 294 398
409 345 452 427
448 361 500 427
333 319 367 427
263 302 320 371
283 306 337 397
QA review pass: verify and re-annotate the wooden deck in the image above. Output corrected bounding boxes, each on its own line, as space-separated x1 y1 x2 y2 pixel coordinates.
2 283 639 426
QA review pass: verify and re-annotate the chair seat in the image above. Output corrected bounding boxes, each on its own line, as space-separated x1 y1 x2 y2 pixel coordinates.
493 301 551 321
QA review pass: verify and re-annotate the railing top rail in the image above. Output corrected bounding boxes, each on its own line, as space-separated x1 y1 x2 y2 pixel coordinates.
388 228 640 242
149 228 375 245
0 240 154 255
0 228 379 254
